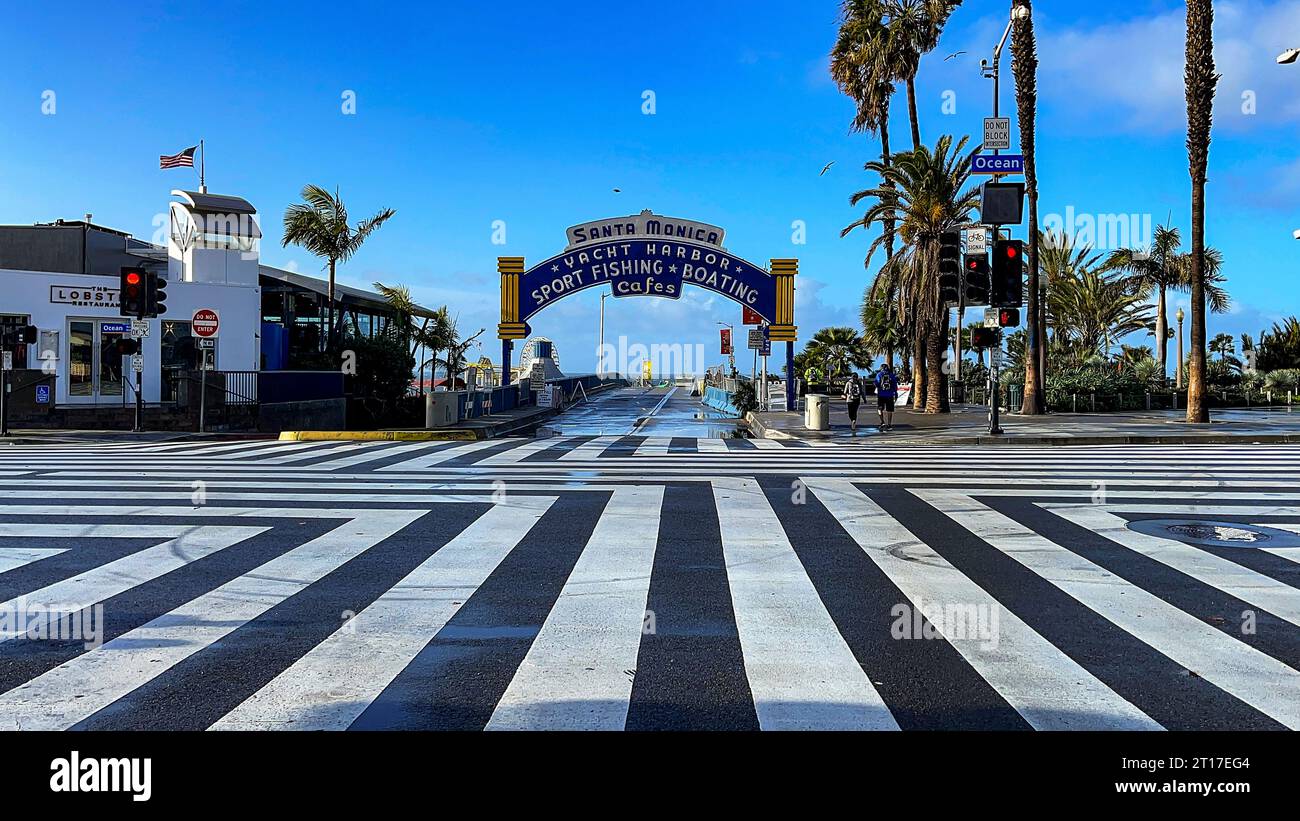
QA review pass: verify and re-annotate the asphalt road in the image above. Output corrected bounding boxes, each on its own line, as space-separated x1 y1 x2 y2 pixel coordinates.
0 437 1298 731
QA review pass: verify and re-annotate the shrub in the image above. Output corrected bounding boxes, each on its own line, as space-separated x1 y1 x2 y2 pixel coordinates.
1265 369 1300 393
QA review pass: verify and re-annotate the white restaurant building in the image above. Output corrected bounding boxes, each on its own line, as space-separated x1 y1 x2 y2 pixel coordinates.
2 189 421 412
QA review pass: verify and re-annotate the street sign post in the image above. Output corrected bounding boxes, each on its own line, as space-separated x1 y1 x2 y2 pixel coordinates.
747 328 764 350
972 154 1024 175
984 307 1000 328
130 354 144 373
130 320 150 339
963 226 989 254
529 362 545 397
983 117 1011 150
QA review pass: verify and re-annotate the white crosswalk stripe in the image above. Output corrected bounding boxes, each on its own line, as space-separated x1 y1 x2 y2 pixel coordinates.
0 439 1297 730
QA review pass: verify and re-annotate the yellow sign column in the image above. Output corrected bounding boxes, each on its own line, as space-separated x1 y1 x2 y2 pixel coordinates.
497 257 526 407
768 258 798 411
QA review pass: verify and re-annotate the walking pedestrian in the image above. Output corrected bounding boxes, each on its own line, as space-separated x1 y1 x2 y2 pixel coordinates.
875 363 898 431
842 372 863 434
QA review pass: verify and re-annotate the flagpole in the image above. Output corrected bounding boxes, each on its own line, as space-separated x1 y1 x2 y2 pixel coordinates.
199 139 206 193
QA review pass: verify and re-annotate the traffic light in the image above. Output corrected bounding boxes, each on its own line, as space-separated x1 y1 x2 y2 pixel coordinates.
146 272 168 317
963 254 990 305
970 327 999 349
991 240 1024 307
119 267 146 318
113 337 141 356
998 308 1021 328
939 230 961 304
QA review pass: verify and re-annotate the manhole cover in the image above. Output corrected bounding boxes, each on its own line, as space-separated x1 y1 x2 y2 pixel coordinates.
1126 519 1300 549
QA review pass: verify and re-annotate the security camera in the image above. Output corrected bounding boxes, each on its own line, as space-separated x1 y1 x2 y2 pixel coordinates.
1011 5 1030 20
1292 228 1300 240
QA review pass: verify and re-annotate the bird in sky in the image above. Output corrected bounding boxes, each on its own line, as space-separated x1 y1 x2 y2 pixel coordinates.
944 51 966 61
819 161 835 176
613 188 622 193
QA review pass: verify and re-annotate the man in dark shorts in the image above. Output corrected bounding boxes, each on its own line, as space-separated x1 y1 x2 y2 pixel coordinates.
842 372 863 434
874 363 898 431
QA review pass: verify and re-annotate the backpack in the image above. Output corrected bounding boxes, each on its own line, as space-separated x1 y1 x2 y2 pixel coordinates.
844 377 861 400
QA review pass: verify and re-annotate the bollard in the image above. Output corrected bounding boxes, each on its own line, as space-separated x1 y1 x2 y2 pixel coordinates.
1145 391 1151 411
1090 392 1096 413
1072 393 1078 414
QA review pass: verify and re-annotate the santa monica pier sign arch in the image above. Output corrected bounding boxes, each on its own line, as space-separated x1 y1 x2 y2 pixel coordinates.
497 210 799 411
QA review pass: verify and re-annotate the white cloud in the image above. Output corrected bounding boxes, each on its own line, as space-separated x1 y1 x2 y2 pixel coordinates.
1035 1 1300 134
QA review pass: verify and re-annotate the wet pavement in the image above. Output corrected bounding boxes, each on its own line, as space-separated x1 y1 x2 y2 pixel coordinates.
536 386 746 438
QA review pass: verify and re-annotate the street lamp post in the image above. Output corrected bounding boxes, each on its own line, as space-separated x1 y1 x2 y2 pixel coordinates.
1176 307 1185 391
597 291 609 378
977 3 1030 434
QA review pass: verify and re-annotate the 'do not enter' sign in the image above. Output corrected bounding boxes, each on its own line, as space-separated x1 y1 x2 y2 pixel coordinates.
192 309 220 338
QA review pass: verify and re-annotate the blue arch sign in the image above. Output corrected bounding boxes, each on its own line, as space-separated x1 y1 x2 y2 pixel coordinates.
497 211 799 410
520 238 777 323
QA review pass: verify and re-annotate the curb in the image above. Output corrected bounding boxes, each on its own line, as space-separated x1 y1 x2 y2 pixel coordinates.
746 414 1300 446
279 430 479 442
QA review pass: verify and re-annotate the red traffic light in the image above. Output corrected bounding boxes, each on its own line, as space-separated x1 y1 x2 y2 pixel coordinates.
998 308 1021 327
1004 245 1018 259
125 271 142 285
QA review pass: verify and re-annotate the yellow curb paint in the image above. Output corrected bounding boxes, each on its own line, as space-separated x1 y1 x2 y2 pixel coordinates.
278 430 480 442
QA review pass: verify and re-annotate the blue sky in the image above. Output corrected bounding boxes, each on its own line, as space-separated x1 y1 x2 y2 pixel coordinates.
1 0 1297 373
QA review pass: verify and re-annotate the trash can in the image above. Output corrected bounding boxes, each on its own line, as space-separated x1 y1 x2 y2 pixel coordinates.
805 394 830 431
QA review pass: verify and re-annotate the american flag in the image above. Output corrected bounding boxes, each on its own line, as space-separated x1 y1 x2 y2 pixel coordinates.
159 146 197 169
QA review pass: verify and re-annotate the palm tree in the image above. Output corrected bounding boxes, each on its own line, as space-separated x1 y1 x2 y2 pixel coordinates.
1105 224 1183 381
859 290 906 368
1010 0 1044 414
832 0 899 312
843 134 982 413
1184 0 1217 422
1047 267 1155 362
803 326 874 381
282 185 395 352
1040 229 1103 349
1209 332 1234 363
878 0 961 149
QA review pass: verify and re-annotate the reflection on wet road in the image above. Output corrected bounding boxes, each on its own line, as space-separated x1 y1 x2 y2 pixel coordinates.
536 386 746 438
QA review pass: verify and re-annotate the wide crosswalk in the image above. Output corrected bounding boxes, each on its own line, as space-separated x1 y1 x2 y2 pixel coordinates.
0 437 1298 730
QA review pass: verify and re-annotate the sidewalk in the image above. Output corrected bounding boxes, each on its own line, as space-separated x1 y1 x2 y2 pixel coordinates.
749 401 1300 445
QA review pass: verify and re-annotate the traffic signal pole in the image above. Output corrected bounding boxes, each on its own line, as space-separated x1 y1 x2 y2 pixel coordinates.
0 348 8 439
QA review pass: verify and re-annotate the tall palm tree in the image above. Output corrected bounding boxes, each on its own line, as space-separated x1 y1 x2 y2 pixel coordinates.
878 0 962 150
282 185 395 352
843 134 982 413
1010 0 1044 414
832 0 900 336
1184 0 1217 423
1105 224 1183 380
